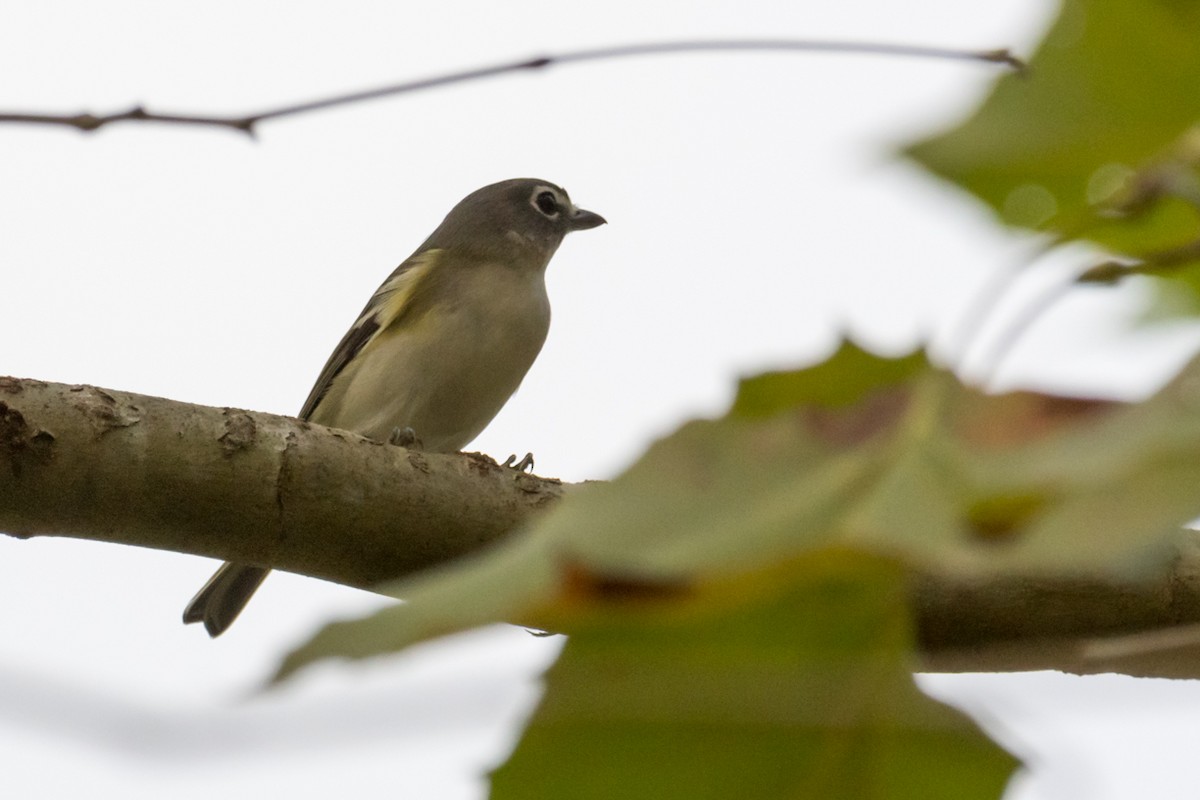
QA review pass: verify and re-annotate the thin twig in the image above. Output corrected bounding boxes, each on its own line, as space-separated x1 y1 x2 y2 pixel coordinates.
0 39 1024 136
967 270 1079 384
1077 238 1200 284
945 238 1059 371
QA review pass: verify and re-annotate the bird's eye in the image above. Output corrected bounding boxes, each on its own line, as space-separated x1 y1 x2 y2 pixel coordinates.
535 191 559 216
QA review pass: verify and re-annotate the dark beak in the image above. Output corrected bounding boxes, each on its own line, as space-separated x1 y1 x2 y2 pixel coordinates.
569 207 607 231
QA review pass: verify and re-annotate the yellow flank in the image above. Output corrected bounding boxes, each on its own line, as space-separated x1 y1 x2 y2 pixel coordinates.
376 248 442 332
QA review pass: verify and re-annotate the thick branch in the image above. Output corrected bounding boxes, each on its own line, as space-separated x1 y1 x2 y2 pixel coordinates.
914 539 1200 678
0 40 1022 135
0 376 564 588
5 375 1200 678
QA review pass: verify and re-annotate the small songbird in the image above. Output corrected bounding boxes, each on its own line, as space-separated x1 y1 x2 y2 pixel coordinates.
183 178 605 636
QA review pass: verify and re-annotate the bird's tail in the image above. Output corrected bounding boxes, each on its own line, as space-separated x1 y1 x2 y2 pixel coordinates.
182 563 271 637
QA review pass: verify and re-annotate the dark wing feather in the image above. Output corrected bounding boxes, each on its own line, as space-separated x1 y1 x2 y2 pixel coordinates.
297 311 381 420
297 249 441 421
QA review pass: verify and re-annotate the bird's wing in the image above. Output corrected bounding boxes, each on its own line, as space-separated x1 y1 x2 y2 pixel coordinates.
297 248 443 421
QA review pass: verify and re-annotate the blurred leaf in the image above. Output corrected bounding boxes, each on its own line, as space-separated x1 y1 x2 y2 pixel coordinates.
732 340 929 413
491 552 1017 800
906 0 1200 306
275 340 1200 799
278 341 1200 679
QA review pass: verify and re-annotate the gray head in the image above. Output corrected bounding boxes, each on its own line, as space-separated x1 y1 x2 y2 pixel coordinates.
423 178 606 264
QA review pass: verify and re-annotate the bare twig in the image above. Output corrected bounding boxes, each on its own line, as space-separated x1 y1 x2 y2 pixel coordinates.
944 239 1059 374
967 269 1079 383
0 39 1024 136
1078 238 1200 284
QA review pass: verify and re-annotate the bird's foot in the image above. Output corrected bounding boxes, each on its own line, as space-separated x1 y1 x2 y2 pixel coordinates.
388 426 422 449
502 452 535 473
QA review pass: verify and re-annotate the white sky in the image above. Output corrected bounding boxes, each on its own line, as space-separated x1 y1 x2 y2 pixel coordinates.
3 1 1200 798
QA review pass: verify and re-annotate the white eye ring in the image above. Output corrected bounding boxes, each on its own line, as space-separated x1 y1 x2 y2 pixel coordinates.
533 190 560 217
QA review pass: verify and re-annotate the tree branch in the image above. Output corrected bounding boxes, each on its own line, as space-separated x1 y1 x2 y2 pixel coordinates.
915 539 1200 678
5 375 1198 678
0 39 1023 136
0 376 565 588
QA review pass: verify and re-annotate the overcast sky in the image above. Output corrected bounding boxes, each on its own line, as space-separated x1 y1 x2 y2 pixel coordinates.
3 2 1199 798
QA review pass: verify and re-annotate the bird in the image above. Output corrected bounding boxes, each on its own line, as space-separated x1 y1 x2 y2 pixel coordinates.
183 178 605 636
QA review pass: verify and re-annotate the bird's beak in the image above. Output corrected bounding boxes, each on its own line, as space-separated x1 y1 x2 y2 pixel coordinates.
568 207 607 231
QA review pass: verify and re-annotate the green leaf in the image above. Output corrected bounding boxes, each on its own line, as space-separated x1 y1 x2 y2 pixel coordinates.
906 0 1200 305
732 340 929 415
491 552 1017 800
278 342 1200 680
275 340 1200 799
908 0 1200 230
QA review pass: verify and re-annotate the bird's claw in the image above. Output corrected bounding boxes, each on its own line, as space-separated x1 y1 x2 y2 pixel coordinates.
388 426 422 449
503 452 535 473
